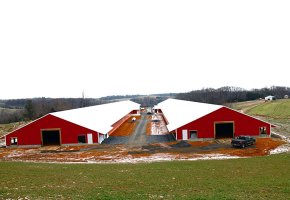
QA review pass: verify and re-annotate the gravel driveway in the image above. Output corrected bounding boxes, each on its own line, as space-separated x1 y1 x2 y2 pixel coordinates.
102 113 175 146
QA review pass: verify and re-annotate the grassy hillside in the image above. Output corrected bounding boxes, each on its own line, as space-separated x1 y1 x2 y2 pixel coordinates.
0 107 23 114
232 99 290 137
0 107 24 125
230 100 264 113
246 99 290 118
0 153 289 199
0 121 28 137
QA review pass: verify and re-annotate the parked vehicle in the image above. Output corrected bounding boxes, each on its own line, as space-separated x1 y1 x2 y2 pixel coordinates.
146 107 153 115
231 136 256 148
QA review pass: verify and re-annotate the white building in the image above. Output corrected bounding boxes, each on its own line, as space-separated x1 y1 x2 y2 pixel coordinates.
265 96 276 101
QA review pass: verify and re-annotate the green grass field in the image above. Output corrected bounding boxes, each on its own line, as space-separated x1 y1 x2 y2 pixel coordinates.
237 99 290 137
1 100 289 199
1 153 290 200
232 99 290 137
248 99 290 118
0 123 18 137
237 99 290 118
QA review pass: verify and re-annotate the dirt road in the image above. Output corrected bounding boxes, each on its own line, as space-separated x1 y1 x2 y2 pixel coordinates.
102 113 175 145
128 113 148 147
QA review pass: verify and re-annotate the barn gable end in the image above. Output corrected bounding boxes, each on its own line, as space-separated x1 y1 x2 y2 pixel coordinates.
175 107 271 140
4 100 140 147
155 99 273 141
5 114 100 146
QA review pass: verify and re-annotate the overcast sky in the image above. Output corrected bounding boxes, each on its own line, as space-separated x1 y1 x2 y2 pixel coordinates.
0 0 289 99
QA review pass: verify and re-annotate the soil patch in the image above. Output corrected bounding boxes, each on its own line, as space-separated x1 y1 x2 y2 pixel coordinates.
110 116 141 136
170 141 192 148
0 138 287 163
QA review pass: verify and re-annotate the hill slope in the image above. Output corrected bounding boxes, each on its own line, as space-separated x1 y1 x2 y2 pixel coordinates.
232 99 290 138
246 99 290 118
0 154 290 199
232 99 290 118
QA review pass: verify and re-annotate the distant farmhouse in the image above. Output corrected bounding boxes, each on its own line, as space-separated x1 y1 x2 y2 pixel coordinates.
265 95 276 101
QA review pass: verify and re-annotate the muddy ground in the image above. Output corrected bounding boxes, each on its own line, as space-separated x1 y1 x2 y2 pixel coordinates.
103 113 175 145
1 107 289 163
0 138 287 163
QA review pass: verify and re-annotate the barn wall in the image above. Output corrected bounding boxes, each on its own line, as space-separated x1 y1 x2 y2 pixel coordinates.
130 109 140 115
158 110 169 125
5 114 99 146
154 109 163 114
176 107 271 140
107 109 140 136
109 112 132 135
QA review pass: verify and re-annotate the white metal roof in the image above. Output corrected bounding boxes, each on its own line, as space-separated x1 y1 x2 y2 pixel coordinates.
155 99 222 132
51 100 140 134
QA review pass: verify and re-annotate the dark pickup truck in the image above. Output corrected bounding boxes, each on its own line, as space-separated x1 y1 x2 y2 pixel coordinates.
231 136 256 148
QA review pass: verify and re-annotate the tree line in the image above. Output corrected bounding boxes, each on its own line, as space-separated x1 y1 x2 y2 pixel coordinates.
175 86 290 105
0 98 107 124
1 86 289 124
0 95 173 123
131 96 169 107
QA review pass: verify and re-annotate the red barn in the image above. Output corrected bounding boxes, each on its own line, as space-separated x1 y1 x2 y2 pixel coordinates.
155 99 273 140
5 100 140 147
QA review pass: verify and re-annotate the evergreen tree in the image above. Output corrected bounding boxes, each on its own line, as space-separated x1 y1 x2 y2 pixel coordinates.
24 100 34 120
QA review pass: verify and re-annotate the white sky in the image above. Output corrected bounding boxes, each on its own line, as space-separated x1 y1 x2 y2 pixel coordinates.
0 0 289 99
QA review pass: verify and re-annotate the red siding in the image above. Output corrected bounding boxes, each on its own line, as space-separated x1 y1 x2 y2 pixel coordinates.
5 114 99 146
154 109 163 114
176 107 271 140
130 110 139 114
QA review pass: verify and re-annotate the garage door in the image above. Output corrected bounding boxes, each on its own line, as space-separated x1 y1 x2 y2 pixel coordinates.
215 122 234 139
42 130 61 146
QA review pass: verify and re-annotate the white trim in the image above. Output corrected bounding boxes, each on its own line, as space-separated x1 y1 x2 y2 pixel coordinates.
156 99 222 132
98 132 108 144
1 114 50 138
225 106 273 126
51 100 140 134
157 99 274 133
4 100 141 140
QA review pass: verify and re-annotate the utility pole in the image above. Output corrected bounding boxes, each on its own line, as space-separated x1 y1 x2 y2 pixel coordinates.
81 90 85 108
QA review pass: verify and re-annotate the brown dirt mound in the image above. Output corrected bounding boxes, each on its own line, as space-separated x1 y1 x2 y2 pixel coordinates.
170 141 192 148
214 138 286 157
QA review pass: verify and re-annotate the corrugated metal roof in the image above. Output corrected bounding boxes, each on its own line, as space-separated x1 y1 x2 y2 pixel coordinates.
155 99 222 132
51 100 140 134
